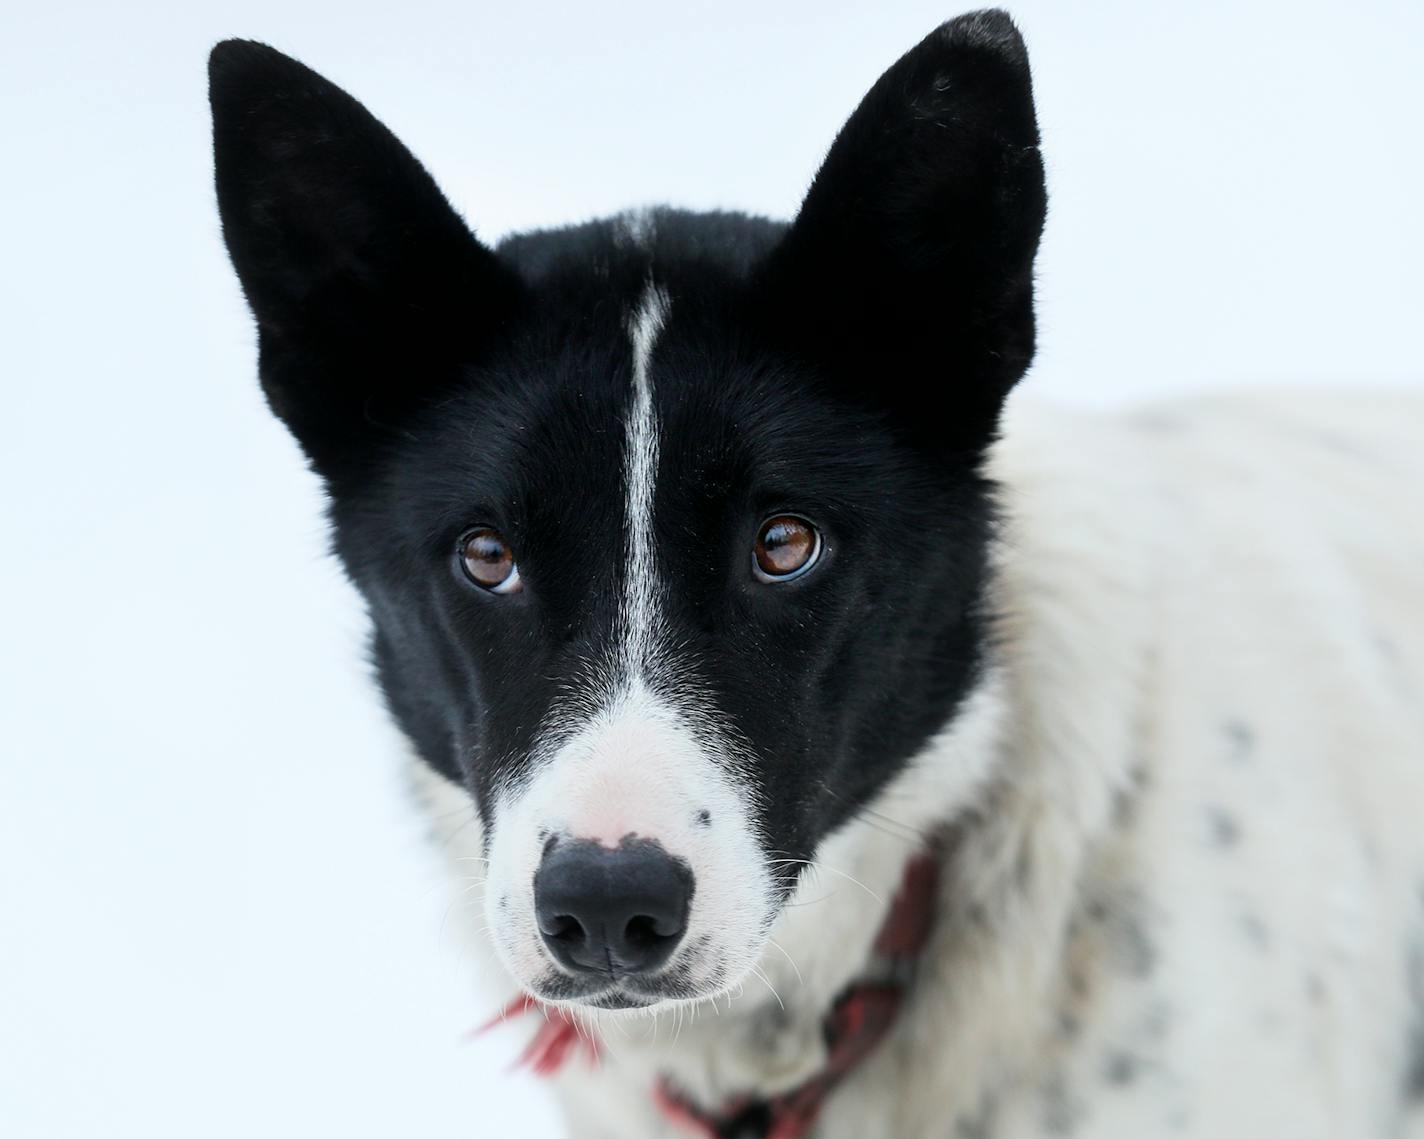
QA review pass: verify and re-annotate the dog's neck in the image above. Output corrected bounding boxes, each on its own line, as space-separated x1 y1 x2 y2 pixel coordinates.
485 840 945 1139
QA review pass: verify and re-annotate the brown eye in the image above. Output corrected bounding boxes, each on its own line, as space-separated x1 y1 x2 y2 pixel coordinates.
753 515 822 582
458 527 522 594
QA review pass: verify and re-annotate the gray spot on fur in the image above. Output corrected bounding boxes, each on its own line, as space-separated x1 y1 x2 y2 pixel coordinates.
1103 1051 1139 1086
1118 916 1157 977
1205 805 1241 848
1223 719 1255 764
955 1095 998 1139
1305 971 1327 1005
1099 894 1157 978
1112 764 1150 829
1141 1000 1172 1042
1076 885 1157 981
1240 912 1271 950
1015 844 1034 890
749 1002 795 1052
695 808 712 827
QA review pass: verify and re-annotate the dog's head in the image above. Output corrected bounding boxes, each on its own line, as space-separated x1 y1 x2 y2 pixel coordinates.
211 10 1044 1012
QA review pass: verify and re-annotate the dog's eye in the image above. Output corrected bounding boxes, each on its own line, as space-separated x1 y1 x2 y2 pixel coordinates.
753 516 821 582
458 527 522 594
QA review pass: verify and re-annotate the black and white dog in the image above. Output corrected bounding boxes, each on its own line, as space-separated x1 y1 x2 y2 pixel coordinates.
210 11 1424 1137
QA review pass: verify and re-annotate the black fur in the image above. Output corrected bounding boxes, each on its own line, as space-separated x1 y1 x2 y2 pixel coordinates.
210 11 1046 889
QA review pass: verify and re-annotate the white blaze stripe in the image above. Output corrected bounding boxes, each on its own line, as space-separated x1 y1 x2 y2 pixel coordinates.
622 284 670 674
479 281 780 1004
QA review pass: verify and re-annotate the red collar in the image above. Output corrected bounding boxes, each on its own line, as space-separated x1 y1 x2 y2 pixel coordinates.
479 850 941 1139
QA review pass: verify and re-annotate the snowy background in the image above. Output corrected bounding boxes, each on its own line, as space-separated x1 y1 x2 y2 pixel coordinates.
2 0 1421 1135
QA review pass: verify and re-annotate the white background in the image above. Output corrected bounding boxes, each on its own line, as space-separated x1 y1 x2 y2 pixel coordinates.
2 1 1420 1136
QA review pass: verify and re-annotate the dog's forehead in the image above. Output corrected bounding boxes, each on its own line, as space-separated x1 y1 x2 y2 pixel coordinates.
418 291 770 491
374 212 907 589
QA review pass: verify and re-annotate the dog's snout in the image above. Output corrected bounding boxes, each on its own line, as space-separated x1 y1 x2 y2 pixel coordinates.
534 837 693 976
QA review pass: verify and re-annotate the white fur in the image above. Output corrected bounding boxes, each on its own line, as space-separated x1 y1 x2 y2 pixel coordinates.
422 389 1424 1137
621 282 668 673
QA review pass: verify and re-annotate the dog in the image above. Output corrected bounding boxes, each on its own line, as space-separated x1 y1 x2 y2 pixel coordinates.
209 11 1424 1137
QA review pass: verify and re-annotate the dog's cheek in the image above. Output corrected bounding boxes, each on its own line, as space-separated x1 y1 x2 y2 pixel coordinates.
479 782 552 986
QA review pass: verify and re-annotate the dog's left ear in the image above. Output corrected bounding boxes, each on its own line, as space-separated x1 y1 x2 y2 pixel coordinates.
209 40 521 480
757 10 1046 446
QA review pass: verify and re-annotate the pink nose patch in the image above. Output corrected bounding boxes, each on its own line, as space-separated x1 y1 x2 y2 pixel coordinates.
560 768 679 849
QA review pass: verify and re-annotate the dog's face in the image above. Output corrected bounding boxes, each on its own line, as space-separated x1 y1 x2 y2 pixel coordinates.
211 11 1044 1011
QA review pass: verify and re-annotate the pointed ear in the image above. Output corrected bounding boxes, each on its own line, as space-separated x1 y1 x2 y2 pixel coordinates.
756 10 1046 447
209 40 521 476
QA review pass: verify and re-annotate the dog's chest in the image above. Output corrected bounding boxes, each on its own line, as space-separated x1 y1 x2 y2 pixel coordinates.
955 395 1424 1138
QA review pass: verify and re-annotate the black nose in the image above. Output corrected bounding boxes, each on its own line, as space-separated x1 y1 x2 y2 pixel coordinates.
534 837 694 977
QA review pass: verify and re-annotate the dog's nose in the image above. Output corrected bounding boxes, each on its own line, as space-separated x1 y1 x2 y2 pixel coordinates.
534 837 693 976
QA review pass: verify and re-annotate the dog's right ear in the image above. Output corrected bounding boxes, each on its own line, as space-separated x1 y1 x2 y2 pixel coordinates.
209 40 520 477
754 10 1046 455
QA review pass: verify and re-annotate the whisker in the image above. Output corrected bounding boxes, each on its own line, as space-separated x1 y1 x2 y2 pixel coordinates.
764 854 883 904
765 938 805 987
779 893 836 909
748 964 785 1011
809 862 882 904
